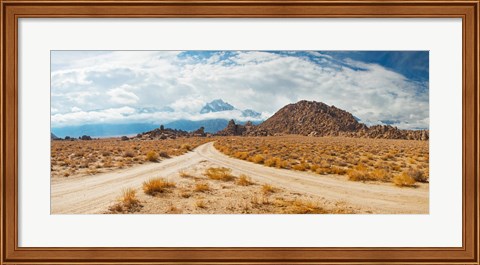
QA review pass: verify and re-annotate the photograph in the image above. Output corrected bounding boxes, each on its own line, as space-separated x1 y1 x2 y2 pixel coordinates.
50 50 429 214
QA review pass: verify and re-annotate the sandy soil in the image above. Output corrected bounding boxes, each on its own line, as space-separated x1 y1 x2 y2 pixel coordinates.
51 142 428 214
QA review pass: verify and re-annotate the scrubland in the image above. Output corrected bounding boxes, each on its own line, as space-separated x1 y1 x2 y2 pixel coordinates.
108 163 356 214
51 135 428 214
214 136 429 187
50 137 212 178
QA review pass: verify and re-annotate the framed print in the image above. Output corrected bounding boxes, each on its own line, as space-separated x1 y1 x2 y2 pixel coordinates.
1 0 478 264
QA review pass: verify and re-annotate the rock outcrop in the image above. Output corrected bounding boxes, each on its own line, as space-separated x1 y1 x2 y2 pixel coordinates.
217 120 247 136
136 125 208 140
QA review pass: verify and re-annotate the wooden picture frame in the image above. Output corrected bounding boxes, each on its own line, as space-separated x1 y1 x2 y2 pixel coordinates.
1 0 478 264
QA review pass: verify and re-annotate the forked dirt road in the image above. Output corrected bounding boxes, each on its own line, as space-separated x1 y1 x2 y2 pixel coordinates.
51 142 429 214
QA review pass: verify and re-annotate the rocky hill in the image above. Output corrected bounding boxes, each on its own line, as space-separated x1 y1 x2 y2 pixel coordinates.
254 100 367 136
218 100 429 140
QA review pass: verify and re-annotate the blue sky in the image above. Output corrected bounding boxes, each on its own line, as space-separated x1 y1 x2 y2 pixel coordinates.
51 50 429 129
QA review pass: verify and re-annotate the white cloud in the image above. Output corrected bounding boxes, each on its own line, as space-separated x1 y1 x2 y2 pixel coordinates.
107 85 140 105
169 97 206 113
70 106 82 112
51 107 265 127
51 51 429 130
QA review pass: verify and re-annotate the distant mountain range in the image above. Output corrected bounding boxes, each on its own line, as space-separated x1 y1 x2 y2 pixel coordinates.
200 99 261 118
51 99 263 138
51 123 160 138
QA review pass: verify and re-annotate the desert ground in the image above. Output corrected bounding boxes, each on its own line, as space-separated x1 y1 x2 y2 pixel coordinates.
51 136 429 214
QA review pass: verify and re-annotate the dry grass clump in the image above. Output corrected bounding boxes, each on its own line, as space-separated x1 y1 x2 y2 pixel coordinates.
142 177 176 196
407 168 428 183
346 164 391 182
145 151 159 162
194 183 210 192
264 157 288 168
250 195 271 206
274 198 328 214
233 151 249 160
179 189 192 198
179 170 194 178
181 144 192 151
292 163 309 171
236 174 253 186
249 154 265 164
393 172 417 187
262 184 276 195
108 188 142 213
370 169 391 182
159 151 169 158
204 167 234 181
195 199 207 208
167 205 182 214
347 164 374 181
315 166 348 175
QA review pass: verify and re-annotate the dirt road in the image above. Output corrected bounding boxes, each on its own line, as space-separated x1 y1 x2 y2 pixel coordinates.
51 142 428 214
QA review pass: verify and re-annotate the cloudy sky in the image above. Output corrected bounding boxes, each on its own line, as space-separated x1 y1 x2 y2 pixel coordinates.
51 50 429 130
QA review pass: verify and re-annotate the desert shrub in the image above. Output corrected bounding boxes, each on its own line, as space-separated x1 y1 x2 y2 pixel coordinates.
250 195 271 206
264 157 277 167
145 151 159 162
315 167 330 175
346 164 374 181
274 199 328 214
204 167 234 181
181 144 192 151
236 174 253 186
159 151 169 158
330 166 347 175
121 188 140 208
109 188 142 213
194 183 210 192
249 154 265 164
262 184 276 194
393 172 417 187
142 177 176 195
234 152 249 160
195 199 207 208
310 164 319 172
180 190 192 198
407 168 428 183
292 163 308 171
264 157 288 168
347 169 369 181
371 169 391 182
124 150 135 158
179 170 193 178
